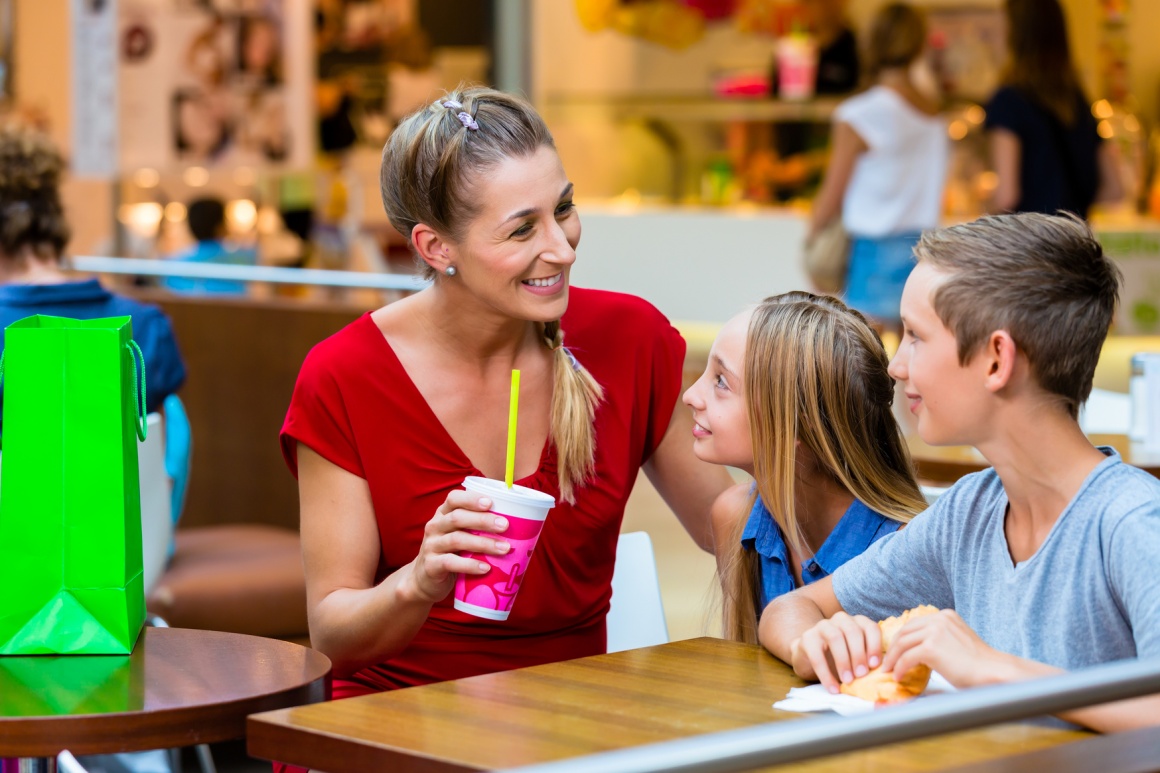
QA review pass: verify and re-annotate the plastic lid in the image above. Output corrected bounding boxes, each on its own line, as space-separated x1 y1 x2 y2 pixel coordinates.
462 476 556 508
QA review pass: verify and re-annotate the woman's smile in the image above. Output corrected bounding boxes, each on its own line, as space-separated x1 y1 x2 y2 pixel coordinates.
521 272 565 296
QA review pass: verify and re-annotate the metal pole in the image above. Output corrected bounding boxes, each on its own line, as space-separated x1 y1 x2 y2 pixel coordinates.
501 657 1160 773
69 256 430 291
494 0 528 96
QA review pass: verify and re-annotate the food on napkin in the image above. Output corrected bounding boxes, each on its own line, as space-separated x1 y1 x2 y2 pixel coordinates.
840 605 939 704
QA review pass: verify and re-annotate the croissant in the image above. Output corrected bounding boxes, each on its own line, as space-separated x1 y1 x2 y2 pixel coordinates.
840 605 939 704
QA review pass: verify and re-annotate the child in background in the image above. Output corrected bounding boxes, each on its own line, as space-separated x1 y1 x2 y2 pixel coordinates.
683 292 926 643
759 213 1160 732
163 197 256 295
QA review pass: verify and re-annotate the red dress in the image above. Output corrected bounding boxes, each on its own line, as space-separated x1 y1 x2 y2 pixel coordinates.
281 287 685 698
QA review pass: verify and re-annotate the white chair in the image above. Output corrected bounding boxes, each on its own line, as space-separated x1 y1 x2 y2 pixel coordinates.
920 483 949 507
607 531 669 653
138 412 175 596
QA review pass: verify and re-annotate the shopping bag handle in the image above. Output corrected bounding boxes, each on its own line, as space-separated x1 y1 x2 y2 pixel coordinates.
0 347 147 441
126 340 147 442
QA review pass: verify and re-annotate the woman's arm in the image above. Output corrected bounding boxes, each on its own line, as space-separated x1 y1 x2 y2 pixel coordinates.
298 444 509 676
1094 139 1125 205
643 406 734 553
807 121 867 241
988 127 1021 213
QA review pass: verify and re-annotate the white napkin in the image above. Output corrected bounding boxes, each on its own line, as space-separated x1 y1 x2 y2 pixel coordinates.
773 671 956 716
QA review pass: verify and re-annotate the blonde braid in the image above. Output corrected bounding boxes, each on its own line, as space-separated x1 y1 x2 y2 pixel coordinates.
542 320 604 504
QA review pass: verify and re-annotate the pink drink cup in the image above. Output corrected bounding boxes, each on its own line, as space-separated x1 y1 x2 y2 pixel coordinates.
453 476 555 621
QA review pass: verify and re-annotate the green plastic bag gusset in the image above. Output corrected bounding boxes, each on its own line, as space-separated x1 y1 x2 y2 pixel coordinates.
0 315 147 655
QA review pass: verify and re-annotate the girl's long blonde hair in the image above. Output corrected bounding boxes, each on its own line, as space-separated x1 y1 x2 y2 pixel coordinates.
720 292 926 643
379 86 603 503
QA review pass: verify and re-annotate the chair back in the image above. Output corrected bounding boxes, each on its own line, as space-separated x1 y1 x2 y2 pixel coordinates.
163 394 192 525
607 531 669 653
139 412 174 594
920 484 949 507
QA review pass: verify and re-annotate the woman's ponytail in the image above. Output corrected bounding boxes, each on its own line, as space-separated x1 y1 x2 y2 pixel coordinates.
542 321 604 504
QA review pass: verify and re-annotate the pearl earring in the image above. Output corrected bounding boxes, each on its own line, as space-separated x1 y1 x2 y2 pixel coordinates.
444 266 457 277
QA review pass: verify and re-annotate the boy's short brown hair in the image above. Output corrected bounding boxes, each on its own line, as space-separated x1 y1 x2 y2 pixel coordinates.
914 212 1121 418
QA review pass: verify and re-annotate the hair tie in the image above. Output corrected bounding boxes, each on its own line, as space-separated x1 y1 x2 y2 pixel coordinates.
562 347 580 372
439 99 478 131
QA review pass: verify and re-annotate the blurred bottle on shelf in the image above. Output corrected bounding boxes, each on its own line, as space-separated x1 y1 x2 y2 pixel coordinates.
775 29 817 102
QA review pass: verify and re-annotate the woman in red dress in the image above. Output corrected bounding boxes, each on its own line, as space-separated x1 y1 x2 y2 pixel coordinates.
281 87 732 701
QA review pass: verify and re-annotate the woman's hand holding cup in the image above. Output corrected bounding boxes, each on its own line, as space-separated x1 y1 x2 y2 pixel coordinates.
402 490 510 605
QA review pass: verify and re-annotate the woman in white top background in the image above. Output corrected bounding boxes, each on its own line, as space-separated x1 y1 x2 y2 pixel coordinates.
807 3 948 328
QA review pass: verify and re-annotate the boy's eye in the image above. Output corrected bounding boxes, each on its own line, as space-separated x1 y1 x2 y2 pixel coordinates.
556 200 575 216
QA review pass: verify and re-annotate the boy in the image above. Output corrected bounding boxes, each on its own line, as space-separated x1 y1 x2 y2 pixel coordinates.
163 197 256 295
759 212 1160 732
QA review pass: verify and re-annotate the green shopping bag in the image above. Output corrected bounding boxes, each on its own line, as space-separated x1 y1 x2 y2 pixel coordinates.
0 315 148 655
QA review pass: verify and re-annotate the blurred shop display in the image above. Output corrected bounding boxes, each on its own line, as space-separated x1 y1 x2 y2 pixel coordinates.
89 0 496 278
118 0 312 171
316 0 492 150
1100 230 1160 334
575 0 820 49
922 7 1005 105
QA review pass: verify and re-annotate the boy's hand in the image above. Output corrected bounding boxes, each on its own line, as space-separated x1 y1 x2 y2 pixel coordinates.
789 612 883 694
881 608 1013 688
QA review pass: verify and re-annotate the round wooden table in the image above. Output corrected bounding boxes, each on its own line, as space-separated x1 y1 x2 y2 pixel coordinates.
0 627 330 761
908 433 1160 484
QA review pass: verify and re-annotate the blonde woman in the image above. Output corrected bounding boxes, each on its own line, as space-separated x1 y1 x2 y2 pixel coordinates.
280 86 732 720
683 292 925 643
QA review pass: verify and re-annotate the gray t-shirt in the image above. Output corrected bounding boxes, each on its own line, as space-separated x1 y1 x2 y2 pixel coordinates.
832 450 1160 669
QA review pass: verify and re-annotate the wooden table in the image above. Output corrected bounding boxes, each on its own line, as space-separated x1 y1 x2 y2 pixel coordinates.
908 433 1160 485
247 637 1107 773
0 627 330 760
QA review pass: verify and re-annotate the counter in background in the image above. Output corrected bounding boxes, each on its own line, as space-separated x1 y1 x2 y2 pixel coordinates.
572 201 810 325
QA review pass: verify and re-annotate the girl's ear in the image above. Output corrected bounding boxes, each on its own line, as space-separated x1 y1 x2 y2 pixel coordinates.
412 223 454 275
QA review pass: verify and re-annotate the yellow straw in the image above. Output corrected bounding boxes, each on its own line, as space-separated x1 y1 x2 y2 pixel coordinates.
505 369 521 488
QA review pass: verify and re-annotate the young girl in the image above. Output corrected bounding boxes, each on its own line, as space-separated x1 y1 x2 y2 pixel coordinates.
683 292 926 642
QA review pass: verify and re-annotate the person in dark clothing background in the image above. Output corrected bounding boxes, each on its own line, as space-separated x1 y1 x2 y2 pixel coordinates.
985 0 1122 218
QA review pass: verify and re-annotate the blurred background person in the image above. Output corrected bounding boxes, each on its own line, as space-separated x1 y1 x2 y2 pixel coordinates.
0 124 185 432
985 0 1123 218
806 3 947 329
163 197 257 295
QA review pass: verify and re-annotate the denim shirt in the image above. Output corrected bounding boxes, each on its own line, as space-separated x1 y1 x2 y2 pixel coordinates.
741 492 902 612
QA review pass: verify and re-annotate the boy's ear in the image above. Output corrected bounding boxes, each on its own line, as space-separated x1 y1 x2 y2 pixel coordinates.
982 330 1018 393
411 223 455 274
